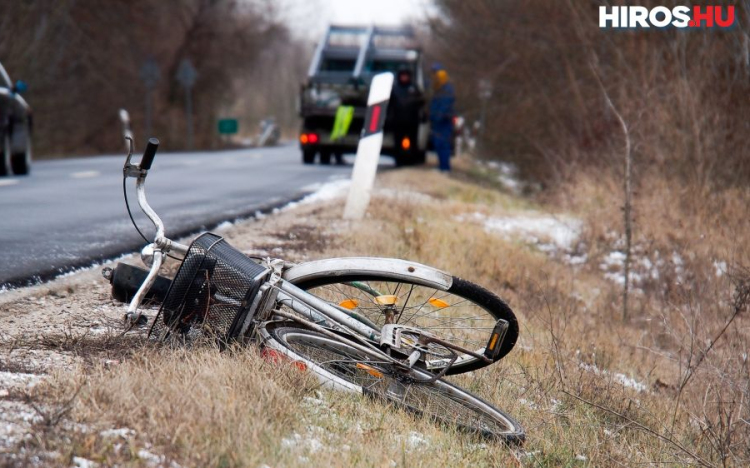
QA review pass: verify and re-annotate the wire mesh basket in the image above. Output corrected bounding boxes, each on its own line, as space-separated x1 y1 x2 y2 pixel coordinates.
148 233 270 344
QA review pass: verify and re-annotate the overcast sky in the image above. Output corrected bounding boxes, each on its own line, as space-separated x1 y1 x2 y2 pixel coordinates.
278 0 435 39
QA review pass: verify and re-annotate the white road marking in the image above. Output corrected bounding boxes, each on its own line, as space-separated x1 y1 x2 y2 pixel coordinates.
70 170 100 179
0 179 19 187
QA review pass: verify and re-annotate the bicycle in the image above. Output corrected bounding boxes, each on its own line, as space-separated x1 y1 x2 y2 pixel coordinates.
114 136 525 443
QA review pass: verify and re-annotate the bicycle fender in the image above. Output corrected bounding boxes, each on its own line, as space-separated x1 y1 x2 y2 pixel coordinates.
282 257 453 290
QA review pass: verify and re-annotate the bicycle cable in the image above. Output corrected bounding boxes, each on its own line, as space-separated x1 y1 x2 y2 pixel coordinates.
122 175 181 261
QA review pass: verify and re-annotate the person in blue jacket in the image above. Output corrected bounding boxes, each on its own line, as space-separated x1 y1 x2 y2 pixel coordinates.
429 63 455 172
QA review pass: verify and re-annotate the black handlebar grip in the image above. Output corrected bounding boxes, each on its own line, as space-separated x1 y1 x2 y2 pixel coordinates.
140 138 160 170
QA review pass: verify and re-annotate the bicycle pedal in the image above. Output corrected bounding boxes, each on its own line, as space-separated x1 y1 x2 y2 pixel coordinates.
483 319 509 360
380 324 434 349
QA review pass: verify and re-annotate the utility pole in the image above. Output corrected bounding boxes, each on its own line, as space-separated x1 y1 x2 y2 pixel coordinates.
176 58 198 150
140 57 160 138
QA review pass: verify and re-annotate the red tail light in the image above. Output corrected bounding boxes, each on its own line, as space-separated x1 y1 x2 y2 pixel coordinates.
308 133 319 144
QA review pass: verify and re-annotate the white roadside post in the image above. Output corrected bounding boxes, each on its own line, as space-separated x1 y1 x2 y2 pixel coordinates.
343 72 394 220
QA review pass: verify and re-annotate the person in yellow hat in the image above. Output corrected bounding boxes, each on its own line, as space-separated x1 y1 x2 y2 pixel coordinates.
429 63 455 172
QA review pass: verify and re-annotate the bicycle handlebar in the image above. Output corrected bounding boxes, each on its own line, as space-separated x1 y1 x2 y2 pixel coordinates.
140 138 159 170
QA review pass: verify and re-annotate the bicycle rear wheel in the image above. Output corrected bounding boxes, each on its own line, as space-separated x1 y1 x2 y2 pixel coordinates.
291 274 518 374
261 323 525 444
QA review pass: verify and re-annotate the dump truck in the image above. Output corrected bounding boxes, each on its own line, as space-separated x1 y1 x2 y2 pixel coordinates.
299 25 429 166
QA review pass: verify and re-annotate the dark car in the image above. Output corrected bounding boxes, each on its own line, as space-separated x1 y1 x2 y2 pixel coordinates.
0 61 32 175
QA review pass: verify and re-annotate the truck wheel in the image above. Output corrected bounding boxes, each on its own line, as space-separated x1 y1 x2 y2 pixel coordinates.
334 153 344 165
0 134 10 176
319 151 332 165
303 150 316 164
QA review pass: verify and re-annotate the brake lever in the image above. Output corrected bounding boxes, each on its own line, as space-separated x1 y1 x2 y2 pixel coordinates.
123 136 146 178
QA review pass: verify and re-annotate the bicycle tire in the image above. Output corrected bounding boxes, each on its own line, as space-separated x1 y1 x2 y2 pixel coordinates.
261 322 525 444
290 274 518 374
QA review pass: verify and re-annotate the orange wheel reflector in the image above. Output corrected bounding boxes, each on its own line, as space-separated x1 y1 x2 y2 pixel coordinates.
356 363 384 378
374 295 398 306
428 297 450 308
339 299 359 310
401 137 411 150
488 333 499 351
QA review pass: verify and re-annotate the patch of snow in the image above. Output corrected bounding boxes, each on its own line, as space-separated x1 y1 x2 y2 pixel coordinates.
72 456 99 468
575 454 587 461
0 371 42 388
0 401 42 449
99 427 135 439
519 398 537 409
579 362 648 393
613 373 648 392
459 212 582 253
136 449 182 468
302 396 327 407
549 398 562 412
281 432 324 453
406 431 429 449
714 260 727 278
564 253 588 265
214 221 234 232
601 251 626 267
284 179 351 212
484 160 523 194
482 215 582 250
599 249 668 287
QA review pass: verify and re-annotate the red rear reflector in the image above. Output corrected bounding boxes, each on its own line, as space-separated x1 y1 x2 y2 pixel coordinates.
262 348 284 363
369 105 381 132
308 133 319 144
261 348 307 372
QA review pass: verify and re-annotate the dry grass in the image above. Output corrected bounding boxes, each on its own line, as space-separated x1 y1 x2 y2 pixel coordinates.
3 159 750 466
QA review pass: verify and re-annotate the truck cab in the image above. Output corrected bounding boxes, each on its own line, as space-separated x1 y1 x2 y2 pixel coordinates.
299 25 429 166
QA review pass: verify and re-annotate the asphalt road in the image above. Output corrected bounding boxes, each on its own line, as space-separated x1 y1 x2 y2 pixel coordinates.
0 144 377 288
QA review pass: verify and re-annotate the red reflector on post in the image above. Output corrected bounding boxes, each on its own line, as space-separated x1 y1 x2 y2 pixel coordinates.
369 105 381 132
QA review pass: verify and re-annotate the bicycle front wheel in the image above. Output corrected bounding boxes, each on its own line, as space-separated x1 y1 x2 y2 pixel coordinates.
261 323 525 444
288 273 518 374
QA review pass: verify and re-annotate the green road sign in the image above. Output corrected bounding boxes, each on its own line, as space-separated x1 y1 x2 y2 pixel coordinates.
218 118 238 135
